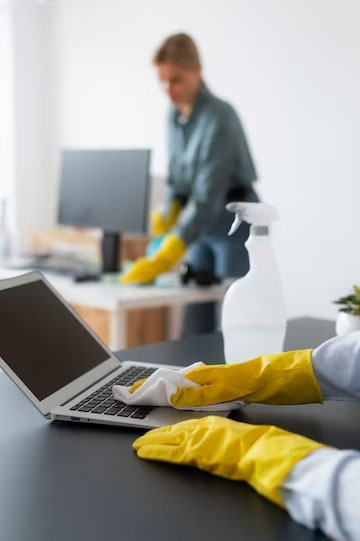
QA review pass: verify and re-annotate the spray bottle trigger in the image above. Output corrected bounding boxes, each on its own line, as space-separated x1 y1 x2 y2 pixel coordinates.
228 213 242 236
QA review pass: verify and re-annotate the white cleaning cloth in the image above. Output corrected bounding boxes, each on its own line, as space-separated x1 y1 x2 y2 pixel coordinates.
112 362 245 412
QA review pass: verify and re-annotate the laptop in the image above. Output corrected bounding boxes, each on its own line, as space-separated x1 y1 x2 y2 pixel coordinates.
0 271 228 429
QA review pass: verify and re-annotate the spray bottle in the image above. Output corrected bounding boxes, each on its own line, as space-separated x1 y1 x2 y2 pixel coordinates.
221 202 286 363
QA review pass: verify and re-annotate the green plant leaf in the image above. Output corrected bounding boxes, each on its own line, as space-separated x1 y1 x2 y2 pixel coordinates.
333 294 354 304
353 285 360 300
334 286 360 312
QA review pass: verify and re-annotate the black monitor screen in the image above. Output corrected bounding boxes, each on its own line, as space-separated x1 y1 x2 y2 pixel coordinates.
58 149 151 233
0 280 110 400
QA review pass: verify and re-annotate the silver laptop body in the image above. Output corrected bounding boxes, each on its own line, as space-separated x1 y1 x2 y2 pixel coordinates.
0 272 227 429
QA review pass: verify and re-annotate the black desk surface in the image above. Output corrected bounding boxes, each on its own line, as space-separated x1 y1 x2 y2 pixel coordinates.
1 317 359 541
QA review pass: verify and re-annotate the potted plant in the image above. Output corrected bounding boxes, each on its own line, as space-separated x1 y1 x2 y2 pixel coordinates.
334 285 360 336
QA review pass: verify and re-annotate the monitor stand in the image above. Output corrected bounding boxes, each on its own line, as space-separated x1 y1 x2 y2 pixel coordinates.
101 231 121 273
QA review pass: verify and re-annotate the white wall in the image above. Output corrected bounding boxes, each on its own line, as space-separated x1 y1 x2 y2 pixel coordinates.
0 4 14 216
9 0 58 240
50 0 360 319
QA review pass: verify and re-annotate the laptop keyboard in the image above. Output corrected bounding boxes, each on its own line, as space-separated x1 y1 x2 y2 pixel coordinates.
69 365 157 420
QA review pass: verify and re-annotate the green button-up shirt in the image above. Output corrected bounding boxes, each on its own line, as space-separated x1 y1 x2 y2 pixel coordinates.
166 85 257 245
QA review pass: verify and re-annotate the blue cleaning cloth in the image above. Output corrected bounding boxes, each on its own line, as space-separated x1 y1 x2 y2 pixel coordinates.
146 236 165 257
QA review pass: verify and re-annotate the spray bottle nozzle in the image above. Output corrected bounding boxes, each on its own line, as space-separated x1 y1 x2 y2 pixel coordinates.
226 202 280 236
228 213 242 236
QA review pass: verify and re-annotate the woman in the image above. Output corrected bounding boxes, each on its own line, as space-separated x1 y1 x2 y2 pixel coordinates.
121 33 258 335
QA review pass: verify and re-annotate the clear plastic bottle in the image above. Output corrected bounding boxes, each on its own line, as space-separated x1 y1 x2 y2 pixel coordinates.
221 202 286 364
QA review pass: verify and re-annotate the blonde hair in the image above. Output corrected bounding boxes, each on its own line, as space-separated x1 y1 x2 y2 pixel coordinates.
152 33 201 70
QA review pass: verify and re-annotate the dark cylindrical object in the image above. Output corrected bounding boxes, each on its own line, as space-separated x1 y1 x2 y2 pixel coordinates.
101 231 121 273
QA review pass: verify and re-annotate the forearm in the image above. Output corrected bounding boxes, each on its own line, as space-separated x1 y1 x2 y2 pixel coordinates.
133 408 360 540
175 197 225 245
311 332 360 400
282 448 360 540
162 190 187 215
152 189 185 237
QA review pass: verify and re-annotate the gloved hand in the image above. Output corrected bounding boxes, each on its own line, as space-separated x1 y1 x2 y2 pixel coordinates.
130 350 323 406
133 416 326 507
151 200 181 236
120 234 186 285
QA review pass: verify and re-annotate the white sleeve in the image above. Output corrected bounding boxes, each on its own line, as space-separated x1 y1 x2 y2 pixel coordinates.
311 331 360 400
282 448 360 540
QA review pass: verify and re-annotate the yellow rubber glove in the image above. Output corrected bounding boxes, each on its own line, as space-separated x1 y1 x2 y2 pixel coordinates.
133 416 327 507
151 200 181 236
130 350 323 405
120 234 186 285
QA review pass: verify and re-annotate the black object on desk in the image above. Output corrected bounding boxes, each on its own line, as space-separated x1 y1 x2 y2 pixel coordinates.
179 261 221 287
73 270 101 282
0 317 358 541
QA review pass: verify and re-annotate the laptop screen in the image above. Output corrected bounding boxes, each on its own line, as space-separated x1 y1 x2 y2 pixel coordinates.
0 280 110 400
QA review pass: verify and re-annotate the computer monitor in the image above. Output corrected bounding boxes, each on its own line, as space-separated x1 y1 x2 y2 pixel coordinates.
58 149 151 273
